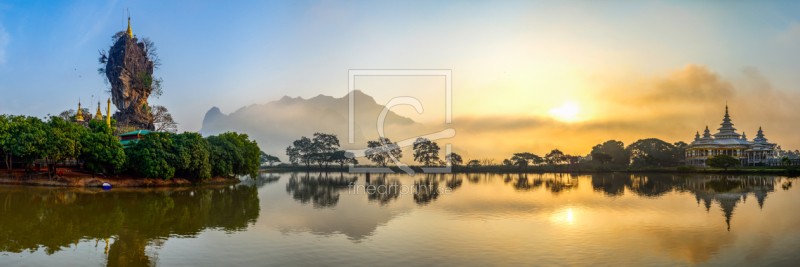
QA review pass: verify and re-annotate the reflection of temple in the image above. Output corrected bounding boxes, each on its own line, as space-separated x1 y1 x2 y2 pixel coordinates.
686 176 775 231
589 174 780 231
685 106 778 166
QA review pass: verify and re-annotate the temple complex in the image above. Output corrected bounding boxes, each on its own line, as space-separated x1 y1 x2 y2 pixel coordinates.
685 106 778 167
73 99 113 127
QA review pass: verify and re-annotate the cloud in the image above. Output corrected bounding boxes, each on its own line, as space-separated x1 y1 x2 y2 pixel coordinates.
425 64 800 160
0 22 9 65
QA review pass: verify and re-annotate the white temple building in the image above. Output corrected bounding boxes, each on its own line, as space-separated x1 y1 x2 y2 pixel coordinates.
685 106 778 167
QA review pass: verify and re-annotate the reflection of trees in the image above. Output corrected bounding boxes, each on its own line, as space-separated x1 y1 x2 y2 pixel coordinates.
510 173 543 191
545 173 578 195
413 174 441 205
0 184 260 266
591 173 629 196
367 174 401 205
285 172 356 208
409 174 463 206
240 172 281 188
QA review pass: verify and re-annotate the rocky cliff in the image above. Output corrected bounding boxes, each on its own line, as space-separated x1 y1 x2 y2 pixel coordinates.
104 33 155 130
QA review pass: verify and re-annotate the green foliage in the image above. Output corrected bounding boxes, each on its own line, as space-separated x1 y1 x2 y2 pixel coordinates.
9 116 48 171
706 154 740 171
125 132 176 180
208 132 260 178
81 129 126 176
172 133 212 180
43 116 86 177
88 119 114 135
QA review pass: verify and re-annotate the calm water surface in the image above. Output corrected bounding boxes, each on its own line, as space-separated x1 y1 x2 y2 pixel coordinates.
1 172 799 266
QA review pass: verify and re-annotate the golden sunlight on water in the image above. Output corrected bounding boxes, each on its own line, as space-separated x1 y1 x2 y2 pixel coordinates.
0 172 799 266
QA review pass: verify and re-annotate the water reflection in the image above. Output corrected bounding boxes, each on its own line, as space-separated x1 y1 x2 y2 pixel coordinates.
1 173 797 266
0 184 259 266
285 172 356 208
366 174 402 205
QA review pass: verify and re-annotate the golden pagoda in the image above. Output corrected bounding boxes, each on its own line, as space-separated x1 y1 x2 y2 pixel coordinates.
106 98 112 126
126 16 133 38
76 101 84 121
95 102 104 121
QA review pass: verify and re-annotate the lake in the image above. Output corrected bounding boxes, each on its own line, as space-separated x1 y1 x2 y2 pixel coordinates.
1 172 798 266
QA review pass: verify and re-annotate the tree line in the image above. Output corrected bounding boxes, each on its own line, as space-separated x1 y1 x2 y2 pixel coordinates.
0 114 259 181
285 134 465 168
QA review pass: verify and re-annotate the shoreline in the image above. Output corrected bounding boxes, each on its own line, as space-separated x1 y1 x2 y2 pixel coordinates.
0 174 241 188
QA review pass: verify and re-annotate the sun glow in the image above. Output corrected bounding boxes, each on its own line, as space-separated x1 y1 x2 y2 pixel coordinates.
548 102 580 122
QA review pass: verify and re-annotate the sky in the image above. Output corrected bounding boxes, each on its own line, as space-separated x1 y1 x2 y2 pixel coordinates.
1 0 799 158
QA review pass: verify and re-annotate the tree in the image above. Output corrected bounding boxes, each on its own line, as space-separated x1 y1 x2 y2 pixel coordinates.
502 159 513 166
286 146 300 165
10 116 47 173
673 141 689 164
511 152 538 169
287 136 315 167
591 140 630 165
171 132 212 181
366 137 402 167
545 149 565 167
150 105 178 133
467 160 481 168
513 157 528 168
216 132 260 178
0 115 14 173
626 138 677 167
591 152 613 166
706 154 740 171
413 137 441 166
81 129 126 177
125 132 177 180
260 151 281 166
312 133 340 168
781 156 791 166
445 152 463 166
43 116 86 179
564 154 579 170
330 150 358 168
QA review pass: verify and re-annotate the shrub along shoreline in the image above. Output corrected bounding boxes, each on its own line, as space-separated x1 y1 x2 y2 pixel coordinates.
0 115 260 186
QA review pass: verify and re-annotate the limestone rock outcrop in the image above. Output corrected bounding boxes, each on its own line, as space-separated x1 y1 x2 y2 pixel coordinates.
104 33 155 130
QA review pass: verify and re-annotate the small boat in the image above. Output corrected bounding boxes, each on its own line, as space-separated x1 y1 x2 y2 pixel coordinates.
102 182 111 189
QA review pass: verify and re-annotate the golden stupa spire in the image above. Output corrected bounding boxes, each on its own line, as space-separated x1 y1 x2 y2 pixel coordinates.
76 100 84 121
126 9 133 38
106 98 111 126
95 102 104 121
